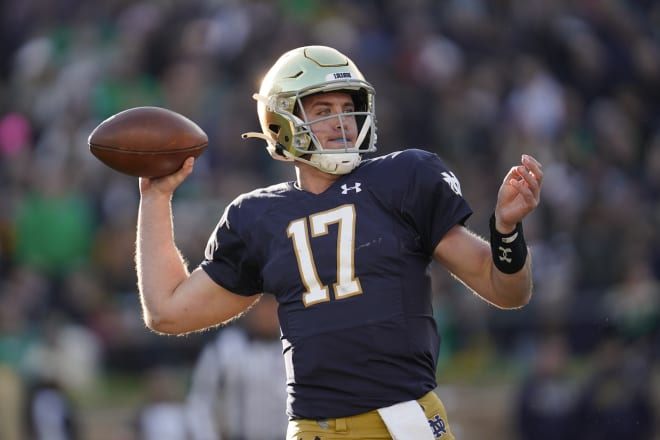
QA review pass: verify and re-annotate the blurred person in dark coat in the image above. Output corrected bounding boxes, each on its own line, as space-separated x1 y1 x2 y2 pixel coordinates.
515 333 580 440
573 334 656 440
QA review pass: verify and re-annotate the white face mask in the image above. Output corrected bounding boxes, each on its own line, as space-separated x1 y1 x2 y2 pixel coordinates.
245 87 376 175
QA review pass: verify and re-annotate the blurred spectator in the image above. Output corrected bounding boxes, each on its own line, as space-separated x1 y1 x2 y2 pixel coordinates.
134 366 190 440
0 365 24 440
185 295 287 440
601 260 660 344
13 165 95 277
515 333 580 440
24 378 79 440
0 112 31 158
573 335 656 440
0 267 43 440
22 311 102 393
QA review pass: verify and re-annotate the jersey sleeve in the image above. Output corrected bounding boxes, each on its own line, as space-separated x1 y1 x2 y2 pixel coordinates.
400 150 473 255
200 200 263 296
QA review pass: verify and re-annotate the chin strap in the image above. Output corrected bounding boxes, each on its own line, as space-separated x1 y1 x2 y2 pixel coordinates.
309 152 361 174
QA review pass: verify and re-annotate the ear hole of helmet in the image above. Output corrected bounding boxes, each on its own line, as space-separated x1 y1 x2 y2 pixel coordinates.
274 143 287 157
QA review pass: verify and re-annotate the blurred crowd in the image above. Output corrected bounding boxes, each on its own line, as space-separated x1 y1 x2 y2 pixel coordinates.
0 0 659 438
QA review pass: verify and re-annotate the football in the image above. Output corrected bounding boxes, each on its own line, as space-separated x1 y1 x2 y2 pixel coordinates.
88 106 208 178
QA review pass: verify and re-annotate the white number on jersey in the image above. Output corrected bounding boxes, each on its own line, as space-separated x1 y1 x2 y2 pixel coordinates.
287 204 363 306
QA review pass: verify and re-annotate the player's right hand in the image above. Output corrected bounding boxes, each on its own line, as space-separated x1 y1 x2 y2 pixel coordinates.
139 157 195 196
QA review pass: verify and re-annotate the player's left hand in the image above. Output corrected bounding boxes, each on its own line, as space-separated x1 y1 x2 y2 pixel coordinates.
494 154 543 233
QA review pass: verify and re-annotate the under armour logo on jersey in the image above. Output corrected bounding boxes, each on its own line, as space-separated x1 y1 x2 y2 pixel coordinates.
441 171 462 196
428 414 447 438
341 182 362 194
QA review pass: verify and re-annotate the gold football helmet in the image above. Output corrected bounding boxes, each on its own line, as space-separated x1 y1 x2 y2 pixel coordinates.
242 46 377 174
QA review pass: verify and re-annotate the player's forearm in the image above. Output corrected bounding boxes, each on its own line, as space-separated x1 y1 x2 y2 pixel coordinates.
489 255 533 309
135 194 190 327
486 213 532 308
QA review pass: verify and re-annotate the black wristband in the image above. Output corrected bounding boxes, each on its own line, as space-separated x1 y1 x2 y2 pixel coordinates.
490 214 528 274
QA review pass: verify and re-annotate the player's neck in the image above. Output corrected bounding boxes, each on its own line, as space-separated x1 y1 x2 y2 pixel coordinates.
295 162 341 194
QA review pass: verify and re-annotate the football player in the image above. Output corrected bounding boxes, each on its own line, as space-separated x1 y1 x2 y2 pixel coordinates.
135 46 543 439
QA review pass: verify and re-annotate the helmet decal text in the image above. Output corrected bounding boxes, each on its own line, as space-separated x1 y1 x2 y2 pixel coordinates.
326 72 353 81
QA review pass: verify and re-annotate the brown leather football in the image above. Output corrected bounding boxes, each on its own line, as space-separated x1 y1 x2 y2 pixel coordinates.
88 106 208 178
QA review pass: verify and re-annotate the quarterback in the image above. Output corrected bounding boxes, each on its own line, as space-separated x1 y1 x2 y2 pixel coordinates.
135 46 543 439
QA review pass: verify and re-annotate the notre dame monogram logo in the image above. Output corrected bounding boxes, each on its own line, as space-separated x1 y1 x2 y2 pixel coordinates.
428 414 447 438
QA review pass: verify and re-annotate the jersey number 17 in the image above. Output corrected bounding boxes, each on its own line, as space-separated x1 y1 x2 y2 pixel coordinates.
287 204 363 306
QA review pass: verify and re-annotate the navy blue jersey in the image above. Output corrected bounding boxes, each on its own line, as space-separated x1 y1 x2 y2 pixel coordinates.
201 149 472 419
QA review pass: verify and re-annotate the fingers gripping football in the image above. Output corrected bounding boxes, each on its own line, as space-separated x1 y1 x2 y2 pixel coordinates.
139 157 195 195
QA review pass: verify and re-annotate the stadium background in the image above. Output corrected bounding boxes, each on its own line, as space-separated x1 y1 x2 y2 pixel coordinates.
0 0 658 438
